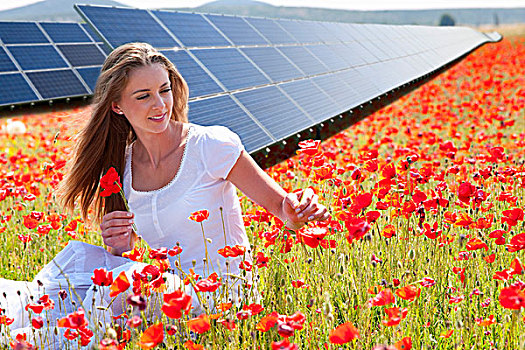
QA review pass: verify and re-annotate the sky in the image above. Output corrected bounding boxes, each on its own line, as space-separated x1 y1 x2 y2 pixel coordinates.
1 0 525 11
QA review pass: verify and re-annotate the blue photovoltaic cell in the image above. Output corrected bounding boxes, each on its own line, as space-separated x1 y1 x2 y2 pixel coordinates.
98 43 112 55
234 86 313 140
322 22 355 43
241 47 303 82
336 69 380 105
279 79 340 122
76 66 101 91
82 23 103 42
244 17 297 45
331 43 367 67
276 19 321 44
205 14 267 46
313 73 361 113
0 47 17 72
278 46 327 76
27 70 88 99
8 45 68 70
161 49 222 98
343 41 379 65
77 5 178 48
0 22 48 44
192 48 270 91
307 21 337 43
0 73 38 105
189 95 273 152
307 45 348 71
41 23 91 43
57 44 106 67
152 11 229 48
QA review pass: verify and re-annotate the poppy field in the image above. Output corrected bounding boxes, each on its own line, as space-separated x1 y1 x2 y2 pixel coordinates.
0 36 524 349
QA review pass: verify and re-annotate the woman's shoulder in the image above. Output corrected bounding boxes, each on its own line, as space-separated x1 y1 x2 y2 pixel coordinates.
188 123 242 147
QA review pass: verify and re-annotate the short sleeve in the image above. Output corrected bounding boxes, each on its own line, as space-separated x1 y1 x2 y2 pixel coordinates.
200 125 245 179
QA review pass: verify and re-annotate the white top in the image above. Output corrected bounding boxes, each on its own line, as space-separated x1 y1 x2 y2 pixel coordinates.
123 123 250 276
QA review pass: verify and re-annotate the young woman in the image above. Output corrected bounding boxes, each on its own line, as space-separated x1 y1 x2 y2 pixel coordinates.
1 42 328 347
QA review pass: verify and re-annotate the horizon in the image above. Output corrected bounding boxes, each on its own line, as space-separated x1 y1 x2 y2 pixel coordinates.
1 0 525 12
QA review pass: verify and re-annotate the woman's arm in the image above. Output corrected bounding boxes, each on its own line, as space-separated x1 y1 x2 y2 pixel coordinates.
227 150 329 229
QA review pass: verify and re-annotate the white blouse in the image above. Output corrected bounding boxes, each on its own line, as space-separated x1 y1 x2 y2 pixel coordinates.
123 123 250 277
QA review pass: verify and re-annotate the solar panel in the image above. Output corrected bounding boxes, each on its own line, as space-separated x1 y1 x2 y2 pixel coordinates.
189 95 273 152
151 11 227 48
26 70 88 99
8 45 68 71
76 66 101 91
57 44 106 67
306 44 349 71
40 22 91 43
0 73 38 105
160 49 223 98
276 19 322 44
279 79 341 123
205 14 267 46
0 22 48 44
277 46 327 76
191 48 270 91
0 20 107 106
78 6 178 48
240 47 303 82
0 47 17 72
244 17 297 45
234 86 314 141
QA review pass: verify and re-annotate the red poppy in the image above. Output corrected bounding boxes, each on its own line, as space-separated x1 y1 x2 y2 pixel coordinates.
394 336 412 350
138 323 164 349
297 227 328 248
91 268 113 286
109 271 130 297
162 290 192 319
187 314 211 334
194 273 221 293
382 307 409 327
31 316 43 329
148 247 168 260
168 245 183 256
297 139 321 156
99 167 122 197
483 253 496 263
368 289 396 306
256 312 279 332
499 286 525 310
328 321 360 344
502 208 524 227
271 338 298 350
189 210 210 222
507 233 525 252
396 285 421 302
466 238 488 251
122 246 145 262
217 244 246 258
382 225 396 238
184 340 206 350
57 308 87 329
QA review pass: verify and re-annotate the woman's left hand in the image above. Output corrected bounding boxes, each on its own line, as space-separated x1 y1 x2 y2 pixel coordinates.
282 188 330 229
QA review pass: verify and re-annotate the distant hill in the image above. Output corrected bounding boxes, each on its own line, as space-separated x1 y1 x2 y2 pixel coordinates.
0 0 523 26
0 0 127 21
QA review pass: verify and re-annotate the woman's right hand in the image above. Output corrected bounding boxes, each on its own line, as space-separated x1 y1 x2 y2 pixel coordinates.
100 211 135 256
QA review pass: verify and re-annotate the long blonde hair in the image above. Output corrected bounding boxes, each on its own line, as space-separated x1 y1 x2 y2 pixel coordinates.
59 42 189 223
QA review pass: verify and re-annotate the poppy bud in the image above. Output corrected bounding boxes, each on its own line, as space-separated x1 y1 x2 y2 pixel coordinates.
408 249 415 260
106 327 118 340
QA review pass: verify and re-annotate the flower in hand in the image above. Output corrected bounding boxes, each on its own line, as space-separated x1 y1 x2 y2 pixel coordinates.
99 167 122 197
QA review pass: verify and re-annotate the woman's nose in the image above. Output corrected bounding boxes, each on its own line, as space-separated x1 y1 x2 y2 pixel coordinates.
152 93 165 110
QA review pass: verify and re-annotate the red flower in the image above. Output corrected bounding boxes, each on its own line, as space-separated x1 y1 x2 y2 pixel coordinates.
502 208 524 227
507 233 525 252
457 182 476 204
148 247 168 260
394 336 412 350
272 338 298 350
297 139 321 156
499 286 525 310
298 227 328 248
99 167 122 197
168 245 183 256
382 307 409 327
189 210 210 222
194 273 221 293
162 290 192 319
32 316 44 329
217 244 246 258
328 321 360 344
466 238 488 251
184 340 206 350
368 288 396 306
396 285 421 302
91 268 113 286
187 314 211 334
57 308 87 329
109 271 130 297
138 323 164 349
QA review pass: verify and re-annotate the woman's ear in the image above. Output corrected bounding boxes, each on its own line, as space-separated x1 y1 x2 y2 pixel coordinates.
111 102 123 115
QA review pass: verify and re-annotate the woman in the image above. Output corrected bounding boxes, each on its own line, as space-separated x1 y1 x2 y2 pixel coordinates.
1 42 328 347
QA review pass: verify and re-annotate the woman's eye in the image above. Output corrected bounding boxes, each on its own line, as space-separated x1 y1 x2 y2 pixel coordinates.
136 94 148 100
161 88 172 93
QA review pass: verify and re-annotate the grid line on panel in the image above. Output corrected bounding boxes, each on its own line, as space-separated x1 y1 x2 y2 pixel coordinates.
244 17 297 45
205 14 268 46
0 73 39 105
0 22 49 44
40 22 91 43
26 69 88 99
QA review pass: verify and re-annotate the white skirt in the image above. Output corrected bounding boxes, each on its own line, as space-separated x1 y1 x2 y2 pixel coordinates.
0 241 187 349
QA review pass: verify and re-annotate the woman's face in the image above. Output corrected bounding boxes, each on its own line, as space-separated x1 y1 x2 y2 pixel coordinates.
112 63 174 138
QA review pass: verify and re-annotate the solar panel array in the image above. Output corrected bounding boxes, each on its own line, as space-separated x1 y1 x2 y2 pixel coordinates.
0 21 106 106
75 5 499 153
